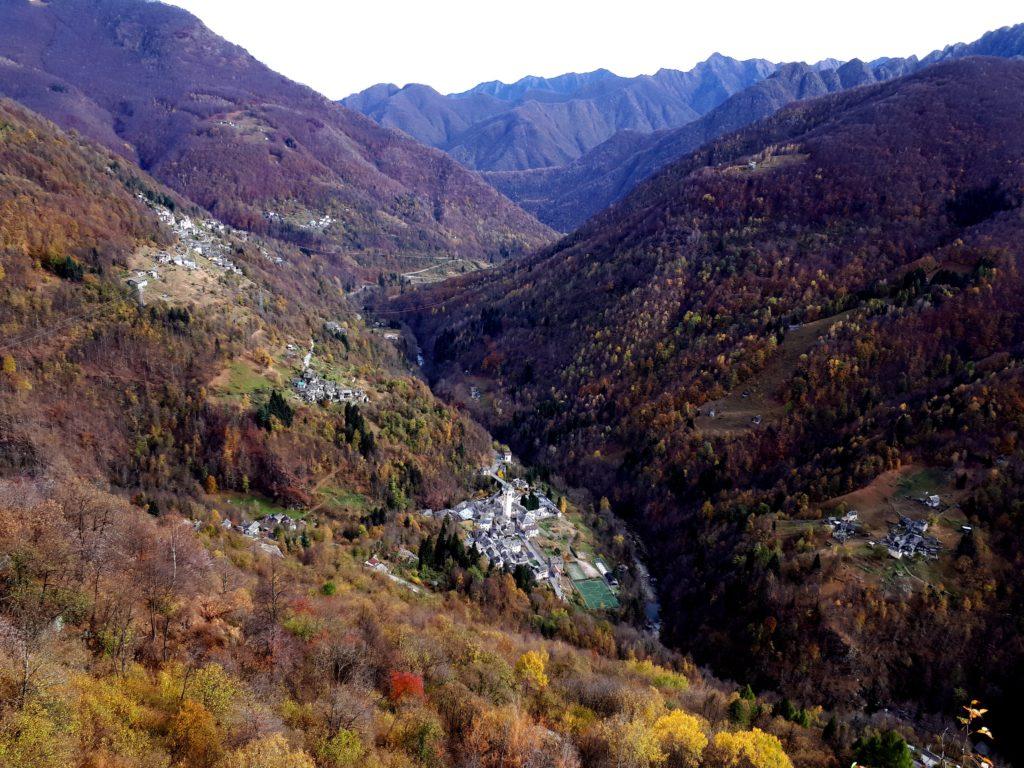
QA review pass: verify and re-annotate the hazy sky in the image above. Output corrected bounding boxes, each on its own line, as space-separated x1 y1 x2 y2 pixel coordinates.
166 0 1021 98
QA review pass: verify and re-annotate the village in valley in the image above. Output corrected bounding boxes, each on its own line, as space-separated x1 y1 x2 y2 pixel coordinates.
224 510 311 558
288 336 369 406
416 451 624 612
120 198 645 623
208 447 632 616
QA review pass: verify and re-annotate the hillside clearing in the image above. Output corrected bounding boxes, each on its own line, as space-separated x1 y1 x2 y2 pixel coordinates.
695 310 854 435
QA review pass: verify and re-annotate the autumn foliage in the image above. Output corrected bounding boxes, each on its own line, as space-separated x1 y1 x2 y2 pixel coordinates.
389 670 426 702
402 57 1024 763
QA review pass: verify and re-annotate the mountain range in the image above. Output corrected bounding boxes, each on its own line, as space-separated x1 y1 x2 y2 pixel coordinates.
0 0 553 271
342 56 776 171
349 24 1024 231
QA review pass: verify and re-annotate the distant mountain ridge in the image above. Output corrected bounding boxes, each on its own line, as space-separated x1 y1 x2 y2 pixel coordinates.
484 22 1024 229
342 55 777 171
0 0 553 268
347 23 1024 231
454 67 625 101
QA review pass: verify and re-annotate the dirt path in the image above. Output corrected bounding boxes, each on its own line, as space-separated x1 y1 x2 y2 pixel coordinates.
305 467 343 515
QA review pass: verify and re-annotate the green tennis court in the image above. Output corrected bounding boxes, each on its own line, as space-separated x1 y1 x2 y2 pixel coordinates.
574 578 619 610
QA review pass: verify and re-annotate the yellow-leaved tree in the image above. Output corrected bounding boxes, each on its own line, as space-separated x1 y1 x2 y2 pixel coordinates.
317 727 364 768
170 699 222 768
0 703 74 768
595 717 665 768
651 710 708 768
515 650 549 691
704 728 793 768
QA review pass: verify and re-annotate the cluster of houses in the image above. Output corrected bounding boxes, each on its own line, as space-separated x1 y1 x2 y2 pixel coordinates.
823 510 860 542
158 253 197 270
323 321 347 339
424 482 562 587
160 212 243 275
882 515 942 560
220 512 313 558
292 368 369 404
131 196 295 308
135 199 246 278
306 214 335 231
821 504 945 560
286 340 368 405
263 210 335 232
257 244 285 265
208 252 243 275
230 512 309 538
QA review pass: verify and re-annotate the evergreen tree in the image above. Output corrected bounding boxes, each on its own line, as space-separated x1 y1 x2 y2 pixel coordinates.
418 537 434 571
728 698 751 727
854 730 913 768
511 563 534 592
823 716 838 743
780 698 798 722
419 538 432 567
956 531 978 560
256 390 294 429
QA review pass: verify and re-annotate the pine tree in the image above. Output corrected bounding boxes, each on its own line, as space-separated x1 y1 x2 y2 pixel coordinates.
418 537 434 570
823 716 838 744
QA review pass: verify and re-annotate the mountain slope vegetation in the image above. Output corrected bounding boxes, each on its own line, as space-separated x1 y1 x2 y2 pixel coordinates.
0 88 815 768
0 74 843 768
0 0 552 268
397 57 1024 763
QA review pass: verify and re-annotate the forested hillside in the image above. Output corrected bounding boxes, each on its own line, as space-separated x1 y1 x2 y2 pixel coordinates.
397 57 1024 763
0 88 846 768
0 0 552 270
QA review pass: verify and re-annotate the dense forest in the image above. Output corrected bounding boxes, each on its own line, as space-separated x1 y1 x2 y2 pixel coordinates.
0 94 874 768
397 57 1024 764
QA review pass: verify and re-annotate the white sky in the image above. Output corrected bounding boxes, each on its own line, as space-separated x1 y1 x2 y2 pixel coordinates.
165 0 1022 99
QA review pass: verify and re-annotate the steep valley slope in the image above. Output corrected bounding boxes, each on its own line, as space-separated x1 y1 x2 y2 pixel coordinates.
0 91 840 768
396 57 1024 763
